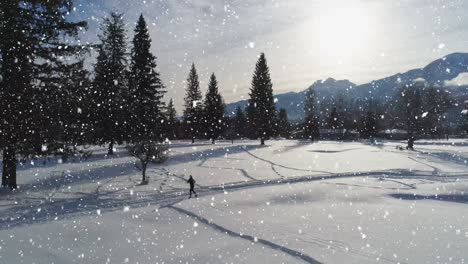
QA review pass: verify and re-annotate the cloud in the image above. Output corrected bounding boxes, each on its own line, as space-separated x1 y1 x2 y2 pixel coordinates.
72 0 468 111
445 73 468 87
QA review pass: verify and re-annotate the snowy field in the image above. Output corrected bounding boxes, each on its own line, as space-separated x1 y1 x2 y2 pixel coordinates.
1 139 468 263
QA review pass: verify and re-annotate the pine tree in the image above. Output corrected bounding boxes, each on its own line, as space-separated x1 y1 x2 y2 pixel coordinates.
234 106 247 138
247 53 276 145
204 73 225 144
362 111 378 139
93 12 129 155
129 14 166 143
0 0 87 189
397 83 423 149
303 88 320 141
59 60 93 145
183 63 203 143
277 109 291 138
462 111 468 136
420 87 453 138
328 107 340 129
224 117 237 143
165 99 178 139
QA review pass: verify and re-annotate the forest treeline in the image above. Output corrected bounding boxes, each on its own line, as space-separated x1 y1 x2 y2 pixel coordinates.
1 2 467 188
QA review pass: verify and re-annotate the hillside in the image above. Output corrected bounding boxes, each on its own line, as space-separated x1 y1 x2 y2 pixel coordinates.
226 53 468 120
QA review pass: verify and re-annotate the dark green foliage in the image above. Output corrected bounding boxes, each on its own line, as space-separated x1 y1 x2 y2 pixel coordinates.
247 53 276 145
276 109 291 138
419 86 453 137
358 99 379 139
224 117 237 143
396 83 424 148
92 12 129 155
362 111 378 139
395 83 454 147
128 14 166 143
234 106 247 138
0 0 87 189
328 107 341 129
204 73 225 144
303 88 320 141
462 112 468 135
183 63 203 143
165 99 178 140
49 61 93 145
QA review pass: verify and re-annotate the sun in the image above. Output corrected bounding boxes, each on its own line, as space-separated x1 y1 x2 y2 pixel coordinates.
315 3 373 58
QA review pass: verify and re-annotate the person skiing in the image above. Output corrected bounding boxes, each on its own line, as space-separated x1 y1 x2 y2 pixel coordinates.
187 175 197 198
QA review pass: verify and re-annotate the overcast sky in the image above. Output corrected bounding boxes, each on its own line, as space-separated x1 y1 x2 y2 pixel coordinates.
74 0 468 111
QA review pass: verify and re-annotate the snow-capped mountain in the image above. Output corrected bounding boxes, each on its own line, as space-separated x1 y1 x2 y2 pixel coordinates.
353 52 468 99
226 53 468 120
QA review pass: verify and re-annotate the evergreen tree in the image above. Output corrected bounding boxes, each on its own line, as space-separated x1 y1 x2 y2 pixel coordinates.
0 0 87 189
335 94 347 129
93 12 129 155
183 63 203 143
165 99 178 140
362 111 378 138
59 61 93 145
420 87 453 138
303 88 320 141
224 117 237 143
247 53 276 145
129 14 166 143
277 109 291 138
234 106 247 138
328 107 340 129
462 111 468 136
204 73 225 144
360 100 378 139
397 83 423 149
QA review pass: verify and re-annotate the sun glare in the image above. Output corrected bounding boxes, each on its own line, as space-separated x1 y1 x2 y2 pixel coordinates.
315 3 373 58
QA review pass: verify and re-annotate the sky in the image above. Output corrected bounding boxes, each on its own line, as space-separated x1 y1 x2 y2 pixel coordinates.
73 0 468 111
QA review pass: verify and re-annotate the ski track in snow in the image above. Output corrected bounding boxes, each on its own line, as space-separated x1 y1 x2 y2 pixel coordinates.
1 140 468 263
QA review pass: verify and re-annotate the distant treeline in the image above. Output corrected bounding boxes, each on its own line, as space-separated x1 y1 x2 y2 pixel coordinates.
1 2 468 188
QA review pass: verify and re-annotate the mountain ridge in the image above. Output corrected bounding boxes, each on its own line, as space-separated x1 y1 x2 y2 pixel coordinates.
226 52 468 120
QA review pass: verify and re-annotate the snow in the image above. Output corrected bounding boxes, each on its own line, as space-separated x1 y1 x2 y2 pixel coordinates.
1 140 468 263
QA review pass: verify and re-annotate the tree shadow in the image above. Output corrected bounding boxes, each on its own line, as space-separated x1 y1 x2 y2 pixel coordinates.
414 141 468 147
2 143 268 195
10 160 138 194
389 193 468 204
1 167 464 232
166 144 268 167
415 151 468 168
309 148 359 154
5 148 131 173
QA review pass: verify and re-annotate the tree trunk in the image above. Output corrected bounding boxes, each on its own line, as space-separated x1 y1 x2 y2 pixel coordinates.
108 140 114 155
260 138 265 145
142 162 147 184
1 149 6 187
2 146 17 190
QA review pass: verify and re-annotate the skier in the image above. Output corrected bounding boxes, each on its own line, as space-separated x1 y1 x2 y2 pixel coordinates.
187 175 197 198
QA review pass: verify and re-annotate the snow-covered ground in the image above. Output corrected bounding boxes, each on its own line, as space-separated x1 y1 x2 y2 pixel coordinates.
1 139 468 263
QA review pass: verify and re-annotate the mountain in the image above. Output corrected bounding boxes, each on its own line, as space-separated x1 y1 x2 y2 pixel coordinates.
225 53 468 120
353 52 468 99
225 78 356 120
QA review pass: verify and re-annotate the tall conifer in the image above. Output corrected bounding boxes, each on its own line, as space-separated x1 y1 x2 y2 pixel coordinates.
247 53 276 145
